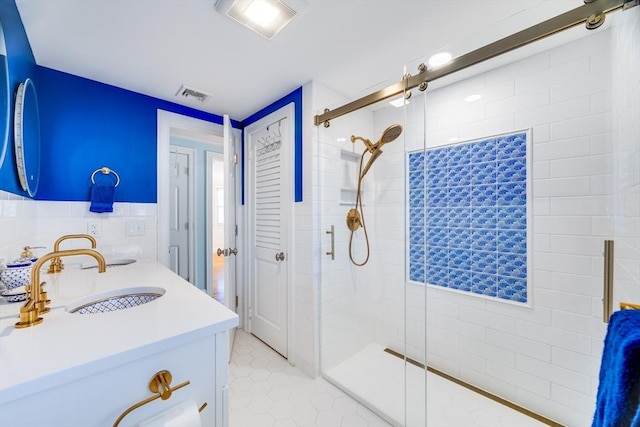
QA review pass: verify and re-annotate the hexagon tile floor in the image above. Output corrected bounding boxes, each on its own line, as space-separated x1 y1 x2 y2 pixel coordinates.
228 330 547 427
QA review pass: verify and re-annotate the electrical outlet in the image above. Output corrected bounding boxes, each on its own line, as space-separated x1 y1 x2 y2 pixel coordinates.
126 220 145 236
87 221 101 237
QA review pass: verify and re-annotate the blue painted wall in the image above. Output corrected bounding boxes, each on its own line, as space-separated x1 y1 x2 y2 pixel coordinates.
35 66 233 202
0 0 241 202
0 0 304 205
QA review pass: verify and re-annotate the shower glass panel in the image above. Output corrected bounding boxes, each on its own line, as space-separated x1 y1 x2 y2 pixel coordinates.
318 86 423 425
319 11 640 426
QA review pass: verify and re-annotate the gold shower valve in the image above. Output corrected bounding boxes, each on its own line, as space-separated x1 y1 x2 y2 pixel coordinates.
346 209 362 231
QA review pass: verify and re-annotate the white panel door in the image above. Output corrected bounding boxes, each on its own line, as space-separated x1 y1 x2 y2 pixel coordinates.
169 149 191 282
247 107 292 358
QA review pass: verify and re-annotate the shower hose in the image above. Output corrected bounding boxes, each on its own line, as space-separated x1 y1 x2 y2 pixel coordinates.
348 150 371 266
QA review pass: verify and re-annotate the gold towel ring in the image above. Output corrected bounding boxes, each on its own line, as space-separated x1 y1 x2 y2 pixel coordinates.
91 167 120 187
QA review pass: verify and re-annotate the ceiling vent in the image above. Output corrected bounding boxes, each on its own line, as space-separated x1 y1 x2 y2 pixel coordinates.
175 85 209 103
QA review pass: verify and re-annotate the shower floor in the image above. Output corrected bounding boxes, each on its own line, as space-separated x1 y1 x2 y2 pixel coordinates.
324 343 547 427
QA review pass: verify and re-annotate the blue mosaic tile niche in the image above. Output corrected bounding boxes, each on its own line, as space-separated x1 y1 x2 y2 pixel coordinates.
408 132 528 303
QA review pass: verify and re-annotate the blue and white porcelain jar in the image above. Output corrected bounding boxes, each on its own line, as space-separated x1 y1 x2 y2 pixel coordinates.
0 247 38 290
1 258 33 290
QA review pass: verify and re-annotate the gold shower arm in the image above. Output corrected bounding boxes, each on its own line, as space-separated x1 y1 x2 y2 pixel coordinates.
351 135 375 152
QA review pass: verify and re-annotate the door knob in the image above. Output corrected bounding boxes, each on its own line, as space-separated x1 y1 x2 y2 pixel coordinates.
216 248 229 256
228 247 238 256
275 252 285 261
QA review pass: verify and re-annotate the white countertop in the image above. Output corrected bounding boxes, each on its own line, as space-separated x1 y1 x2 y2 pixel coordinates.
0 259 238 405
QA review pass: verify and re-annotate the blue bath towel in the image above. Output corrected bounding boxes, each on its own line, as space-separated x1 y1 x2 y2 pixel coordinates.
592 309 640 427
89 183 115 213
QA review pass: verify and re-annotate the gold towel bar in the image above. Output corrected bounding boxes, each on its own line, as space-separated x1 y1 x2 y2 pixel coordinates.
113 370 206 427
620 301 640 310
91 166 120 187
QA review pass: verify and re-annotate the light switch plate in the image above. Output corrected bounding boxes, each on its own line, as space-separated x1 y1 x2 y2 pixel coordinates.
126 221 145 236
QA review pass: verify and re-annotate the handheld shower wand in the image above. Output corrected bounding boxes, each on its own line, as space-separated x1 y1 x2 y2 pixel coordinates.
347 124 403 266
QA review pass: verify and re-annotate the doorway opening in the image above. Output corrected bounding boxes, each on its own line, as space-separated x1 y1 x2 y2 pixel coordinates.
208 151 226 304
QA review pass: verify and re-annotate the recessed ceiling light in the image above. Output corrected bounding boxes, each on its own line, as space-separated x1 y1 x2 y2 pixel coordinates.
464 94 482 102
389 97 409 108
215 0 306 39
427 51 453 68
244 0 281 28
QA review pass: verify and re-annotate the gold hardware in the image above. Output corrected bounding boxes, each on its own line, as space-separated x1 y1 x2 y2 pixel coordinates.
620 302 640 310
346 209 361 231
603 240 614 323
91 166 120 187
149 370 173 400
113 370 206 427
347 125 402 266
48 234 97 274
20 245 45 258
586 12 605 29
313 0 631 126
15 249 106 329
322 108 331 128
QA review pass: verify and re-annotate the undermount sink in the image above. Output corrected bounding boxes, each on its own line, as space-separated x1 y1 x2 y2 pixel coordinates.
66 286 165 314
81 259 137 269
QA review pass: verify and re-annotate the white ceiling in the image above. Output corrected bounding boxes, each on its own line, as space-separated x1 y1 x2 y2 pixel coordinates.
15 0 587 121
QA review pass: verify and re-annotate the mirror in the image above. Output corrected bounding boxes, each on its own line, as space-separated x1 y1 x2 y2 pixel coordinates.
0 22 9 169
14 78 41 197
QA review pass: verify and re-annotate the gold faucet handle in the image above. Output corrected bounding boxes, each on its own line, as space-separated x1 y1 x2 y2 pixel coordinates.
37 281 51 314
47 258 63 274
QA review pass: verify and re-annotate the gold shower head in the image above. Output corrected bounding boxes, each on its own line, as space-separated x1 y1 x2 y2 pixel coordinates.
350 124 403 154
378 124 403 145
357 124 403 178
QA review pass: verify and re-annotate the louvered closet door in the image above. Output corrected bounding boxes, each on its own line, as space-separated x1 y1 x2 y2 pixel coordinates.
249 118 288 357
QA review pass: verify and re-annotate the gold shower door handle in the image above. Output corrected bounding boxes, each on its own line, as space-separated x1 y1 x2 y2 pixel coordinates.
275 252 285 261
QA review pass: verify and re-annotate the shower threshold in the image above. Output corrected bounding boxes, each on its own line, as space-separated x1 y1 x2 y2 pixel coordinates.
323 343 556 427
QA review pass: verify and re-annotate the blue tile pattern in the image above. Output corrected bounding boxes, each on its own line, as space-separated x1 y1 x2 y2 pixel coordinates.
408 132 528 303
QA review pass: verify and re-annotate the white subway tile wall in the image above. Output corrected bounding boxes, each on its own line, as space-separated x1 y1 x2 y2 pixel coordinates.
0 191 158 268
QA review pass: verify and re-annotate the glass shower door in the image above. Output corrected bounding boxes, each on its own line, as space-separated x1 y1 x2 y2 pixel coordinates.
317 99 414 426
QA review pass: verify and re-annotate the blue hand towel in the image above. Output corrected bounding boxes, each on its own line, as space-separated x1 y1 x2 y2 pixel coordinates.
592 309 640 427
89 183 115 213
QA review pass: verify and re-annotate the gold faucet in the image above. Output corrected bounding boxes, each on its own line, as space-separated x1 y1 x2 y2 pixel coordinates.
16 249 106 329
47 234 97 274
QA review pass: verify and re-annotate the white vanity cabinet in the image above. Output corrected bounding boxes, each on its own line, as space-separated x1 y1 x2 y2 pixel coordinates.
1 331 229 427
0 260 238 427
